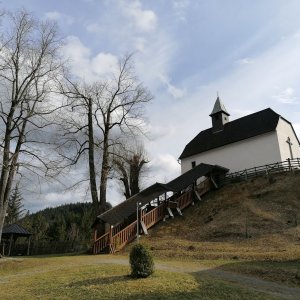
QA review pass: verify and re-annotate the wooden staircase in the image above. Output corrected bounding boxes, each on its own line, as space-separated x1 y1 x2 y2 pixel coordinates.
93 178 211 254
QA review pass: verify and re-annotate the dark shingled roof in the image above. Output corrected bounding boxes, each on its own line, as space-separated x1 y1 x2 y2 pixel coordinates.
179 108 281 159
167 163 228 192
2 223 31 237
97 182 170 225
96 163 228 225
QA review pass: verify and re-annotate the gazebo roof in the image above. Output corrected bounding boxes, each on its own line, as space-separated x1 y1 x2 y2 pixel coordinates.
2 223 32 238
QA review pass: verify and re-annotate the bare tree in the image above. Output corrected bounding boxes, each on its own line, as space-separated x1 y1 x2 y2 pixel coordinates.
113 143 148 199
0 10 64 245
59 54 152 214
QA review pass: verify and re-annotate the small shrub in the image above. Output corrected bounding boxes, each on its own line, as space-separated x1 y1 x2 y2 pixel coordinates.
129 244 154 278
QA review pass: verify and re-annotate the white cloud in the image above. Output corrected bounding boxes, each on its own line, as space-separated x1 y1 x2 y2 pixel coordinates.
146 123 175 141
159 74 185 99
272 87 299 104
123 0 157 32
173 0 190 21
62 36 118 82
149 154 180 184
91 53 119 78
86 23 103 33
44 11 74 25
236 57 253 65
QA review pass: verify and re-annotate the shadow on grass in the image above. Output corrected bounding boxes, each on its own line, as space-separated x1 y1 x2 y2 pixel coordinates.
68 275 131 287
213 259 300 287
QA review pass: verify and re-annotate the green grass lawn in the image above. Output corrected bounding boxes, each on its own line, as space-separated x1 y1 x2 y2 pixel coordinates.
0 254 276 300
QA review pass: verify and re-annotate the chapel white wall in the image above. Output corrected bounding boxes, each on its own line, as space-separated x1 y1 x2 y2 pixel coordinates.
181 132 282 174
276 118 300 160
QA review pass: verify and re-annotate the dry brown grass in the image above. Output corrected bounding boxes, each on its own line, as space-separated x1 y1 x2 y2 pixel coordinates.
120 172 300 286
143 172 300 254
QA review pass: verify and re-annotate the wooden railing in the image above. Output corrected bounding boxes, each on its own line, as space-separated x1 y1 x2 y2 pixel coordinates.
93 232 109 254
197 178 211 195
111 221 137 252
177 190 193 210
93 176 218 254
141 202 166 229
220 158 300 185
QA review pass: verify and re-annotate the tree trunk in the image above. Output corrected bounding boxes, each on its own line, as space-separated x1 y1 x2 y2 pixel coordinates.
0 201 8 246
87 98 99 213
99 129 110 213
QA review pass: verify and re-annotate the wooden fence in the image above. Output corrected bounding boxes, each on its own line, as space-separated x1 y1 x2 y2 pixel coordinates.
141 202 167 229
220 158 300 185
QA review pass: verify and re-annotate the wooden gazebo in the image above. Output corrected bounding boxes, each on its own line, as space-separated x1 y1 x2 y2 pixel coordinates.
1 223 32 256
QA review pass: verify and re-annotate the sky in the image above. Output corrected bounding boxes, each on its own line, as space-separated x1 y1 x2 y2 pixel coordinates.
2 0 300 212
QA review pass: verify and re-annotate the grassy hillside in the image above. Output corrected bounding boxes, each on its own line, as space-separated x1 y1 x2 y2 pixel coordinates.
120 171 300 286
143 171 299 254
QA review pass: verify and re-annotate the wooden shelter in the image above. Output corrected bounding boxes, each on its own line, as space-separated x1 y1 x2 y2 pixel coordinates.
1 223 32 256
92 163 228 254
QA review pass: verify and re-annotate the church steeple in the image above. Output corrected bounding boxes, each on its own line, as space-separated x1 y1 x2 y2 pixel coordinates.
209 96 230 132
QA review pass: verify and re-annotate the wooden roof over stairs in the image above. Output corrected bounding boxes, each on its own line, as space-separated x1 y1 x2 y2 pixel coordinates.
95 163 228 226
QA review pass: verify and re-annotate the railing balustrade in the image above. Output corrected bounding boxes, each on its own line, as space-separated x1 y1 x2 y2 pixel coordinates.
111 221 137 253
220 158 300 185
93 232 109 254
141 202 166 229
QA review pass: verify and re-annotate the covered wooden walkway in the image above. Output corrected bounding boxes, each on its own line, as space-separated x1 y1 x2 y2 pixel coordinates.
92 163 228 254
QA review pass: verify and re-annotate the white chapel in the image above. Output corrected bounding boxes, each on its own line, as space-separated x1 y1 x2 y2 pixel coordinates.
179 97 300 173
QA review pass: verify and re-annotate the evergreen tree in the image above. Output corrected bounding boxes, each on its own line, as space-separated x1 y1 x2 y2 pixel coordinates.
6 185 25 224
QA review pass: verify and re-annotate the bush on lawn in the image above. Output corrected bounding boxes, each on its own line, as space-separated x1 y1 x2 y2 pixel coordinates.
129 243 154 278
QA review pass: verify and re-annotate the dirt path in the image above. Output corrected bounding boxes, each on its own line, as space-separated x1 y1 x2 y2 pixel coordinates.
98 257 300 300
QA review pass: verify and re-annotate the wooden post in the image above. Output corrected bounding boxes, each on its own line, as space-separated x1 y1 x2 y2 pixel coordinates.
136 202 140 243
27 236 31 256
94 228 98 242
288 158 291 172
109 225 113 253
8 234 13 256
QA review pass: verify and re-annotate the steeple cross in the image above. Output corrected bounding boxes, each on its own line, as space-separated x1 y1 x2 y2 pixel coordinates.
286 137 293 159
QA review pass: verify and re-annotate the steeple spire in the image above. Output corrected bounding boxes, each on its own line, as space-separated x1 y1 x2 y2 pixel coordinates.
209 96 230 117
210 96 230 132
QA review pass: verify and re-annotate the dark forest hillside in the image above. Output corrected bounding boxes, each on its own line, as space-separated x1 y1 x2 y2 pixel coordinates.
12 203 97 255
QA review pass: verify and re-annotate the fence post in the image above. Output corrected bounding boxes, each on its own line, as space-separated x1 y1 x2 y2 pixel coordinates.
288 158 291 172
94 228 98 242
265 165 269 180
108 225 113 253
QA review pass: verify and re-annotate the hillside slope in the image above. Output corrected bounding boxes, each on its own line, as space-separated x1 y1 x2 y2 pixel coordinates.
139 171 300 261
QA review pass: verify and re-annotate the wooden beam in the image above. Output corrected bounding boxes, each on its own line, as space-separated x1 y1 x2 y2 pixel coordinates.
176 207 183 216
194 190 202 201
140 220 148 235
8 234 13 256
210 175 218 188
27 236 31 256
94 229 98 242
167 207 174 218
